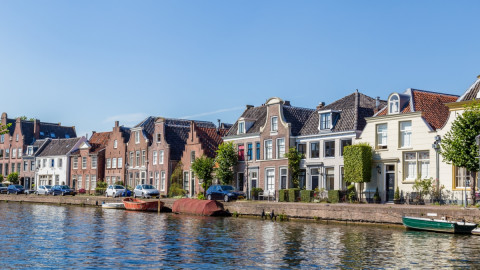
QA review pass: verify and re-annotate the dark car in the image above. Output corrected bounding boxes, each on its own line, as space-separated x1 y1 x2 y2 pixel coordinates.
50 185 76 196
123 189 132 197
0 183 8 194
206 185 245 202
7 184 25 195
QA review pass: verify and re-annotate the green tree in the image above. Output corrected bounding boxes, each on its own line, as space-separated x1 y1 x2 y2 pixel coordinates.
0 174 3 183
191 155 215 197
168 161 186 197
7 172 19 184
285 147 302 188
440 102 480 204
0 122 11 135
215 142 238 185
344 143 373 201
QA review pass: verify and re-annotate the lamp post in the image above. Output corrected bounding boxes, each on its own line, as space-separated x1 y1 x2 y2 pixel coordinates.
432 135 441 202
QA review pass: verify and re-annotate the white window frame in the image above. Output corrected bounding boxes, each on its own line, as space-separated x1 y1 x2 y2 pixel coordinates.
376 124 388 149
238 121 245 134
264 140 272 160
118 158 123 168
320 113 331 130
160 150 164 164
389 94 400 114
113 140 118 149
73 157 78 169
82 157 87 169
400 121 412 148
153 151 158 165
135 131 140 144
265 168 275 193
106 158 111 169
91 156 97 169
161 171 166 191
112 158 117 169
276 138 285 159
271 116 278 132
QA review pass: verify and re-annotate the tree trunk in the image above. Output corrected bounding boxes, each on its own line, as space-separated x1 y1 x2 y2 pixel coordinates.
471 172 477 205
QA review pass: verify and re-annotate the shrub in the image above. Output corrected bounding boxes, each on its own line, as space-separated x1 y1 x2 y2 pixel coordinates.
300 190 313 202
96 181 108 189
7 172 19 184
347 183 356 202
197 193 205 200
328 190 340 203
344 143 373 183
394 187 400 200
114 181 124 186
288 188 300 202
251 187 263 199
78 188 86 194
279 189 288 202
95 188 106 195
168 182 186 197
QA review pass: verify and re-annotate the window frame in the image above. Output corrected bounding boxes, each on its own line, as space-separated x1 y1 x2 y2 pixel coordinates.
264 140 272 160
271 116 278 132
376 123 388 149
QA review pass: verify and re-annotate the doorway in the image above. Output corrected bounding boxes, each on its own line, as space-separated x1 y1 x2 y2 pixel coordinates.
238 173 244 191
385 165 395 202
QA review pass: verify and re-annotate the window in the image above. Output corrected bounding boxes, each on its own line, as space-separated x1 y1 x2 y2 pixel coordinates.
30 161 35 171
237 146 244 161
340 166 346 190
157 133 161 143
251 171 258 188
27 147 33 156
51 159 55 168
5 148 9 158
16 163 20 173
454 166 473 189
42 158 46 168
404 151 429 180
85 175 90 191
91 175 97 190
82 157 87 169
320 113 331 130
280 167 288 189
106 176 111 185
376 124 388 149
183 171 189 191
153 151 158 165
155 171 160 190
17 148 22 158
114 140 118 149
324 140 335 157
389 95 399 114
297 143 306 158
276 138 285 159
310 142 319 158
58 158 62 168
135 131 140 144
91 156 97 169
129 152 133 167
271 117 278 132
65 134 70 138
265 168 275 192
11 163 14 173
16 134 19 142
326 167 334 190
160 150 164 164
106 158 111 169
73 157 78 169
256 142 260 160
142 150 146 166
136 151 140 166
247 143 253 161
238 122 245 134
400 121 412 148
0 134 4 143
161 171 166 191
191 151 196 163
118 158 123 168
341 139 352 156
112 158 117 169
23 161 28 172
264 140 272 160
51 132 55 138
12 148 16 159
78 175 82 190
0 149 3 158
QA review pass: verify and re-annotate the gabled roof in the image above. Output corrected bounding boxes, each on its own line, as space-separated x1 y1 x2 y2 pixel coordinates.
225 106 267 136
299 92 386 135
195 126 229 158
457 77 480 102
37 137 83 157
282 105 316 136
165 125 190 161
119 126 131 143
375 89 458 130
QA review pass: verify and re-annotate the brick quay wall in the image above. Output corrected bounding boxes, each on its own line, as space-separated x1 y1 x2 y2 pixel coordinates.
2 194 480 225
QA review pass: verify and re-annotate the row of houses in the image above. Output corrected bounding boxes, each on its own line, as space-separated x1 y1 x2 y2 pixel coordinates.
1 75 479 201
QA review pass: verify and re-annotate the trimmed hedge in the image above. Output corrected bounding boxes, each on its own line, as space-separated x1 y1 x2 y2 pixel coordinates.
343 143 373 183
300 190 314 202
288 188 300 202
279 189 288 202
328 190 340 203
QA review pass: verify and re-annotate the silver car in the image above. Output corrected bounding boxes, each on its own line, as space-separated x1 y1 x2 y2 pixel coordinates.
105 185 126 198
133 184 160 198
36 185 52 195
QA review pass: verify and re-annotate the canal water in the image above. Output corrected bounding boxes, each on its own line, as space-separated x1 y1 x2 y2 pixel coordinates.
1 202 480 269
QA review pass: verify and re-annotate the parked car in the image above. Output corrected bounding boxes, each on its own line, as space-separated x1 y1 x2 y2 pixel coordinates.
123 189 132 197
105 185 126 198
7 185 25 195
206 185 245 202
36 185 52 195
0 183 8 194
50 185 76 196
133 184 160 198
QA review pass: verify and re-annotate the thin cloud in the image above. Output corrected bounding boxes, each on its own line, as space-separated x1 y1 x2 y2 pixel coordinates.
103 113 148 126
180 106 244 119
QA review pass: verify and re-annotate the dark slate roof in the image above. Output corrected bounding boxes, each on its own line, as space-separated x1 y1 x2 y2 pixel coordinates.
299 92 386 135
196 126 229 158
283 106 315 136
225 106 268 136
134 117 217 142
119 126 131 143
134 117 156 141
165 125 190 161
32 139 50 156
37 137 83 157
457 77 480 102
3 116 76 144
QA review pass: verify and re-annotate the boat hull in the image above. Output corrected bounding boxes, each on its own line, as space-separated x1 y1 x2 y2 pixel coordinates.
102 202 126 209
123 198 164 211
402 216 477 234
172 198 228 216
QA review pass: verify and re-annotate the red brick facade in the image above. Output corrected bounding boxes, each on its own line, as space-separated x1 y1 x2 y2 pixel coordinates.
104 121 130 187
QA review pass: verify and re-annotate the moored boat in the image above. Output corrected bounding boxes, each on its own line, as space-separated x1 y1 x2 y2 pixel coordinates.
102 202 126 209
172 198 229 216
402 216 477 234
123 198 164 211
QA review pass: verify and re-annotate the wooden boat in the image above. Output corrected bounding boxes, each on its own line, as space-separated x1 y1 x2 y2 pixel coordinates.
172 198 229 216
123 198 164 211
102 202 126 209
402 216 477 234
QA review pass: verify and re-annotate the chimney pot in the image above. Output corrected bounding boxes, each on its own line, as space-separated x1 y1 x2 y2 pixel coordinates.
284 100 291 106
316 102 325 110
115 121 119 127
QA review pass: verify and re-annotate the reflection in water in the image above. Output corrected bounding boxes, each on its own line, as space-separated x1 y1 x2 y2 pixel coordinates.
0 202 480 269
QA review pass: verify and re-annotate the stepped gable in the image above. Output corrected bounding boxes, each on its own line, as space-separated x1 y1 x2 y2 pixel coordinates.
134 116 156 141
165 125 190 161
375 89 458 130
37 137 83 157
119 126 131 143
196 126 229 158
458 77 480 102
282 105 315 136
225 106 267 136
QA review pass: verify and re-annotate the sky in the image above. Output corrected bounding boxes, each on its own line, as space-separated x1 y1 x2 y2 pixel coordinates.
1 1 480 137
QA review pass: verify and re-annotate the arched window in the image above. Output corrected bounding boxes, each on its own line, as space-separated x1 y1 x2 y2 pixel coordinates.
389 95 399 114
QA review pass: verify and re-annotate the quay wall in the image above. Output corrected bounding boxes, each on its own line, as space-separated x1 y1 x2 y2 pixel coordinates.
2 195 480 225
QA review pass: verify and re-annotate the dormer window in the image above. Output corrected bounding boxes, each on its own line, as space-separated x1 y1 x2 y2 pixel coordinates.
389 95 399 114
271 117 278 132
238 121 245 134
27 146 33 156
320 113 332 130
40 131 44 136
51 132 55 138
65 134 70 138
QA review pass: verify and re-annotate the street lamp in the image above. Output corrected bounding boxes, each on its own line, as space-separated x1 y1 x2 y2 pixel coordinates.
432 135 441 201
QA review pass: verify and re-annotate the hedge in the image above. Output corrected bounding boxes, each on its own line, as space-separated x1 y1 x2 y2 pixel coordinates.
288 188 300 202
300 190 314 202
279 189 288 202
328 190 340 203
343 143 373 183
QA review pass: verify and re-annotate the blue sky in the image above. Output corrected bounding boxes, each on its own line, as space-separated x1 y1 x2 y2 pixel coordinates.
1 1 479 137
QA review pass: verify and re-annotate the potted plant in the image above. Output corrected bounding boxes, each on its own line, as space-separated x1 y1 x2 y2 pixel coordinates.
393 187 401 204
373 187 381 204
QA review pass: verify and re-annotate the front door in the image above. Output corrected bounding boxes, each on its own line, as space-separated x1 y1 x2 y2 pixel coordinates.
238 173 244 191
386 165 395 202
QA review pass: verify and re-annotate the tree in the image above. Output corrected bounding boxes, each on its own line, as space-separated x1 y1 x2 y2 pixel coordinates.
440 102 480 204
344 143 373 201
285 147 302 188
215 142 238 185
0 174 3 183
191 155 215 197
168 161 186 197
7 172 19 184
0 122 11 135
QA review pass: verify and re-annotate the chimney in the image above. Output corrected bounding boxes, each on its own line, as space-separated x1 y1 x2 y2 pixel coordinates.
374 96 380 114
284 100 291 106
115 121 119 128
34 119 40 139
246 105 253 109
217 119 221 133
316 102 325 110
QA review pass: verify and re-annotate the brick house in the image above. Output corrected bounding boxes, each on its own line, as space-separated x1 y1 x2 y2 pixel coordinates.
223 97 314 199
0 112 76 189
179 121 230 197
126 117 155 189
70 131 111 193
104 121 130 187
